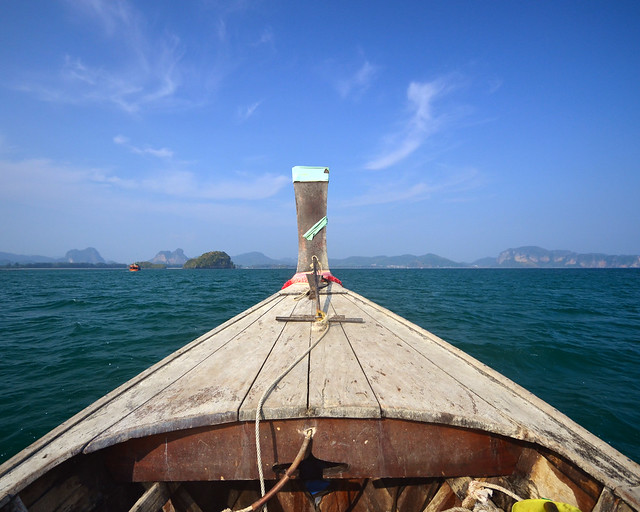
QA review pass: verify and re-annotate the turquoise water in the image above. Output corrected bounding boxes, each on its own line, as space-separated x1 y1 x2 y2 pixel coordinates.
1 268 639 465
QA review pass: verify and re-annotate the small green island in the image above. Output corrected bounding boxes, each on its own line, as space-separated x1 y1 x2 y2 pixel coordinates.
183 251 235 269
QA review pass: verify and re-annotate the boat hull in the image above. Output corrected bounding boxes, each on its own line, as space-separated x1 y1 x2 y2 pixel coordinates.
1 418 616 512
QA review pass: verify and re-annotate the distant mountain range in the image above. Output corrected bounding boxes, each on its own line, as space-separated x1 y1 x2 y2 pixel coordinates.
484 246 640 269
233 247 640 269
231 252 296 268
0 247 106 265
149 248 189 266
2 246 639 268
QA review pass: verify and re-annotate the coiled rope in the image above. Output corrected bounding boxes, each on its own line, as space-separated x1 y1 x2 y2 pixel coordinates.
443 480 523 512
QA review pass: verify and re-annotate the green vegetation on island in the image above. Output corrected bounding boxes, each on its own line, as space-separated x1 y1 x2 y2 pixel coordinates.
183 251 234 269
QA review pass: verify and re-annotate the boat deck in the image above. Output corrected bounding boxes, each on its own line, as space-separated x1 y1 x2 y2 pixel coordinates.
1 282 639 508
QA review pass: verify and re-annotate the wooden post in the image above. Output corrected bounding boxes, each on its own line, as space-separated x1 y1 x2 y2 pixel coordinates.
292 166 330 274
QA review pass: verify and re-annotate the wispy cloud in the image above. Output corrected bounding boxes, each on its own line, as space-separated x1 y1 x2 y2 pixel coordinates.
253 27 274 47
114 135 174 159
0 157 292 260
365 79 450 170
344 181 435 207
344 166 481 207
70 0 138 38
0 157 289 204
487 77 503 94
15 0 185 113
140 170 289 201
0 133 14 154
237 101 262 122
336 60 378 99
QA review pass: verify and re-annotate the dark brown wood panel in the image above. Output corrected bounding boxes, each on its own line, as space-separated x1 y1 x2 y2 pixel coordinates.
105 418 524 482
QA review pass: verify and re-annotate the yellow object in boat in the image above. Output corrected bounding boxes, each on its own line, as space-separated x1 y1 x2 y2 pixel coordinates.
513 499 582 512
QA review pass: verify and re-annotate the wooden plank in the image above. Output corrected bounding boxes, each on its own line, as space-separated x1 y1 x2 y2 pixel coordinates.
89 294 299 449
316 479 368 512
238 298 311 421
396 479 441 512
344 290 640 497
423 481 458 512
355 478 395 512
2 496 28 512
517 449 596 512
0 292 287 504
346 291 569 440
592 487 618 512
544 452 602 500
105 418 523 481
17 451 135 512
171 485 204 512
328 293 518 433
129 482 171 512
307 300 380 418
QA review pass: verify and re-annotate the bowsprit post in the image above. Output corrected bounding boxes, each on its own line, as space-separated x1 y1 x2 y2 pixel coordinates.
278 166 362 327
293 166 330 275
280 166 342 290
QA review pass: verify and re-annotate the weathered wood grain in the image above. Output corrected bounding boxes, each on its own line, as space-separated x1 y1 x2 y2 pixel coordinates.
88 293 298 449
2 281 640 512
129 482 171 512
307 300 380 418
239 298 312 421
329 292 518 433
343 290 640 494
0 293 285 503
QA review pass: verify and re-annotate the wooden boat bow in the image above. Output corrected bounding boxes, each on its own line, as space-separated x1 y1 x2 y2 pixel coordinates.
1 166 639 512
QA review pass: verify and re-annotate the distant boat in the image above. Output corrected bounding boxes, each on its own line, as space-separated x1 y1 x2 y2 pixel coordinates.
0 166 639 512
128 263 140 272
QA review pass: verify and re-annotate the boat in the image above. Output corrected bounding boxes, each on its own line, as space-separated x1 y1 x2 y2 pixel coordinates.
1 166 638 512
129 263 141 272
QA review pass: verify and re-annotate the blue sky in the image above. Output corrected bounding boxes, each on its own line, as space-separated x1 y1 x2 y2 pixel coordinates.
1 1 639 263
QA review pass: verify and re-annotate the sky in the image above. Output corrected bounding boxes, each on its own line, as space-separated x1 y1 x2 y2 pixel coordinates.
1 1 639 264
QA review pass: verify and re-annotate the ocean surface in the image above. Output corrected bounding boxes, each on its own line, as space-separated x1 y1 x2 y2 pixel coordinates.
1 268 639 466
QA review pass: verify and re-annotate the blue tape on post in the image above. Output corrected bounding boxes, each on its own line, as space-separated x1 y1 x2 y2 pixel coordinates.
292 166 330 182
303 216 328 240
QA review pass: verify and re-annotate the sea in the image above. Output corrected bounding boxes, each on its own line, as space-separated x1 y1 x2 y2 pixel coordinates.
1 268 639 466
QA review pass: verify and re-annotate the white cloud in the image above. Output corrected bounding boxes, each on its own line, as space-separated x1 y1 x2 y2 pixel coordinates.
344 166 481 207
70 0 138 38
114 135 174 159
0 133 14 154
0 157 293 261
140 170 289 200
14 0 186 113
216 18 227 42
0 157 288 204
365 79 449 170
237 101 262 122
253 27 274 47
344 181 435 207
336 60 378 99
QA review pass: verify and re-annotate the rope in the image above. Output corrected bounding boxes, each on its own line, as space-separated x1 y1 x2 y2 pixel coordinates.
253 321 330 511
310 255 323 274
225 260 331 512
476 482 523 502
442 480 523 512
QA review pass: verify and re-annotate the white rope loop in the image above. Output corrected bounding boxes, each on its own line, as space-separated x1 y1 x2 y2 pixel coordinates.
253 322 330 511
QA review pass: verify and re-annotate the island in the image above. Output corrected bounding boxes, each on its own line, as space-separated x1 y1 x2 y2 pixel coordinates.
183 251 235 269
